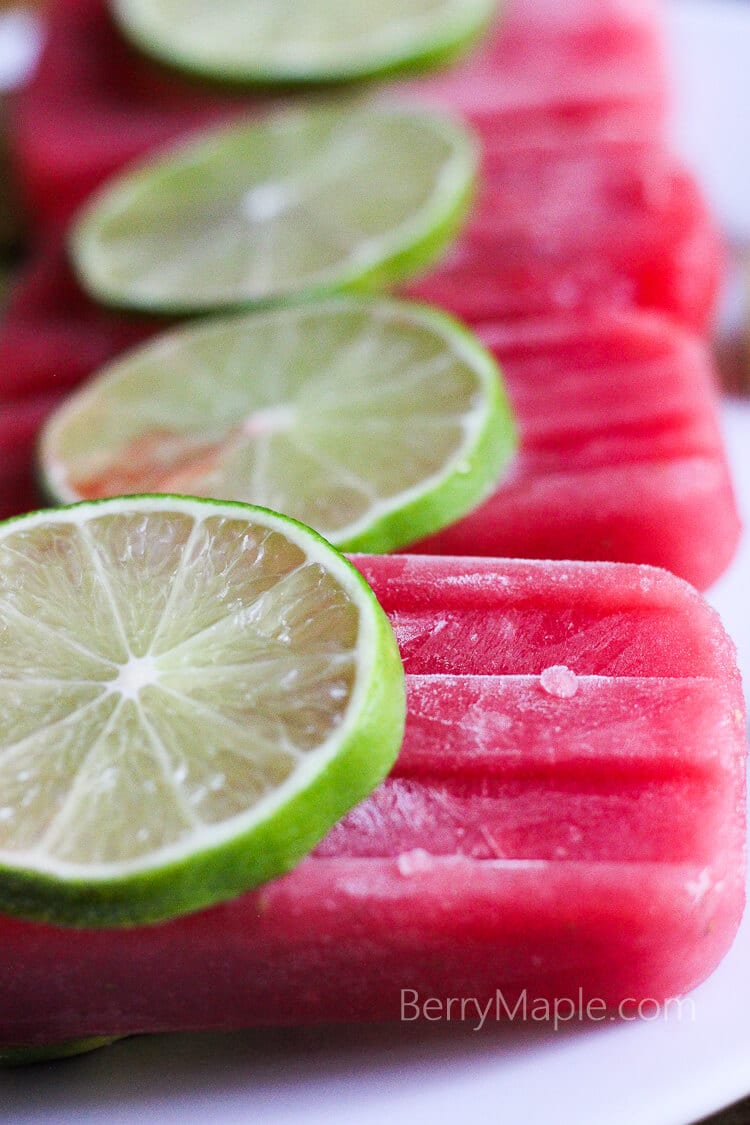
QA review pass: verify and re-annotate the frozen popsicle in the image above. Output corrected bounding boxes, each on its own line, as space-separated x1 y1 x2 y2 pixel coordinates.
403 1 720 334
0 553 744 1045
9 0 667 231
0 394 66 520
0 239 158 401
404 0 668 148
414 311 739 591
9 0 719 334
404 146 723 334
9 0 250 231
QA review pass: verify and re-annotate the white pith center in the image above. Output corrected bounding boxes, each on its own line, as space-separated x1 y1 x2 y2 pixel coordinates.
241 183 294 223
108 654 159 700
242 405 295 437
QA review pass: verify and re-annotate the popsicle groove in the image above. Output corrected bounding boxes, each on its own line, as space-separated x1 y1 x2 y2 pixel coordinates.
312 669 741 866
333 556 745 874
394 675 742 778
314 774 737 864
390 606 713 677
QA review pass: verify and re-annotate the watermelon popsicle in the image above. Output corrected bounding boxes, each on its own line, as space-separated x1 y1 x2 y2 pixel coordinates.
416 311 740 590
9 0 251 232
0 396 67 520
402 0 669 148
0 239 159 401
6 0 720 335
403 145 723 334
0 554 744 1044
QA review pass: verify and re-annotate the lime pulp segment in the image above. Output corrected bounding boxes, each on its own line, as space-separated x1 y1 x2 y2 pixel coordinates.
40 298 516 553
110 0 500 84
70 104 477 315
0 496 405 926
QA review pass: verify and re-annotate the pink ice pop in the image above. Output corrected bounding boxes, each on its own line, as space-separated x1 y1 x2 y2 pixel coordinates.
6 0 719 334
0 554 744 1045
404 146 723 334
414 311 739 591
403 0 669 146
9 0 250 231
0 240 159 401
0 395 66 519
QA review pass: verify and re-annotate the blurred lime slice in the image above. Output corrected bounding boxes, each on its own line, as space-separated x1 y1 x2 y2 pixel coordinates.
110 0 500 84
70 104 477 315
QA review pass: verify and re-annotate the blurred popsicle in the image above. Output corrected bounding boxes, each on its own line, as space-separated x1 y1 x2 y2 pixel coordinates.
0 392 65 517
416 311 739 590
404 146 723 334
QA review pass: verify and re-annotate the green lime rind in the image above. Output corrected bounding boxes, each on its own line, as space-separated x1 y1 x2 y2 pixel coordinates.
0 496 406 928
0 1038 119 1067
69 104 477 317
331 304 516 552
322 172 474 303
38 297 516 555
110 0 501 87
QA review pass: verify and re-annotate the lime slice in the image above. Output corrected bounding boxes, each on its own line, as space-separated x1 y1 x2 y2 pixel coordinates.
0 496 405 927
110 0 500 85
40 298 515 553
0 1038 118 1067
70 104 476 315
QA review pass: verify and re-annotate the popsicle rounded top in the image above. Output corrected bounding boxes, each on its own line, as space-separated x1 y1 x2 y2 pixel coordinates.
414 310 740 590
353 553 744 684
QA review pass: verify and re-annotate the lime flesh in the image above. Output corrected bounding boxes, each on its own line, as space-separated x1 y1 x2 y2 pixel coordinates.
0 496 405 927
71 104 477 315
40 298 516 552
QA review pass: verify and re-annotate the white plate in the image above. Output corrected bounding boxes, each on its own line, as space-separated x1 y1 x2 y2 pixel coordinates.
2 2 750 1122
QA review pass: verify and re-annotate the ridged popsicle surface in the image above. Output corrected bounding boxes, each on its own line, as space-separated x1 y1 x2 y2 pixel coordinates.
0 555 744 1042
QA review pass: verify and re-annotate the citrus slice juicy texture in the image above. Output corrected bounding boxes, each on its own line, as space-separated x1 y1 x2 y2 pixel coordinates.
0 496 405 927
40 298 515 553
70 104 477 315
